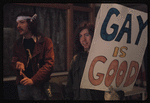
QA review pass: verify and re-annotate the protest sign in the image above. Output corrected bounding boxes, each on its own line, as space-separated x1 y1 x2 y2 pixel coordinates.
80 4 147 91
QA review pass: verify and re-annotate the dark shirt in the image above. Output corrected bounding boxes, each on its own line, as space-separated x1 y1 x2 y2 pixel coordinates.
23 38 35 78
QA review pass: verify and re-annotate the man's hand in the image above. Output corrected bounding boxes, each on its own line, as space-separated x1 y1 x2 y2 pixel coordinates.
16 61 34 86
20 73 34 86
16 61 25 75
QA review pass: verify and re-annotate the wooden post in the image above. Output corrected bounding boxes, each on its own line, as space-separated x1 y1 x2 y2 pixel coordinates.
66 3 73 71
89 4 95 25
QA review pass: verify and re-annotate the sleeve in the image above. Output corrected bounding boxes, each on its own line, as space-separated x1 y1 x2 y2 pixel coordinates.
31 38 55 85
65 55 77 100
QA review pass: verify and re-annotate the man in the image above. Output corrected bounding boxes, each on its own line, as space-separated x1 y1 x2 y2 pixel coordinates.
11 12 55 100
65 21 124 100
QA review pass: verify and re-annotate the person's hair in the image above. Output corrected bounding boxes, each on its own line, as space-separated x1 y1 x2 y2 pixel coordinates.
74 21 95 54
16 12 42 36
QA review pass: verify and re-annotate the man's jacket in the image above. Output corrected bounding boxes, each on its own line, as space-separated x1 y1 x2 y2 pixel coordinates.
11 35 55 86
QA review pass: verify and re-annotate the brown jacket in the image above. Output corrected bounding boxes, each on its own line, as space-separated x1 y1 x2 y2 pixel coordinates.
11 35 55 86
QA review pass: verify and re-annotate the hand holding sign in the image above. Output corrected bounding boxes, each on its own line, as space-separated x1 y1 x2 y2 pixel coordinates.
80 4 147 91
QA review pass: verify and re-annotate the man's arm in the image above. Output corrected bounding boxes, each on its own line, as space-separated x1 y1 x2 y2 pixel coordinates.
31 37 55 85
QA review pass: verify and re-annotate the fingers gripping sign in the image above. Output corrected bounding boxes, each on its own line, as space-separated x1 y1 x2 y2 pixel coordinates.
104 86 120 100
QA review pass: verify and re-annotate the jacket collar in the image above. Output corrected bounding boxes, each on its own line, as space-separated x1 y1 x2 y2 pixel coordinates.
32 35 44 58
17 35 45 44
17 35 45 58
22 35 37 43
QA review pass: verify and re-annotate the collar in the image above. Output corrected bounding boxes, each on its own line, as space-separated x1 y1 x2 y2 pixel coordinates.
23 35 37 43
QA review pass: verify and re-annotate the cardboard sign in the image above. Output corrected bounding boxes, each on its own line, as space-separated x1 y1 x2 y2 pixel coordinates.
80 4 147 91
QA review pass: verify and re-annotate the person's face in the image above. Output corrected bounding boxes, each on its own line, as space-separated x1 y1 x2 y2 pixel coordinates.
16 20 30 36
79 28 92 51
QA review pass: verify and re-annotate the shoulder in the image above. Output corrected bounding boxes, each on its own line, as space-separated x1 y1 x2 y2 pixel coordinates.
72 55 78 61
38 35 53 45
69 54 79 72
43 36 53 45
71 52 83 65
38 35 52 42
69 52 84 72
73 51 87 59
70 54 78 66
72 52 82 62
43 36 52 41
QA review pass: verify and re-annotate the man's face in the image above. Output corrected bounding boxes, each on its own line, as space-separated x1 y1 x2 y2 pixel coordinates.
79 28 92 51
16 20 30 36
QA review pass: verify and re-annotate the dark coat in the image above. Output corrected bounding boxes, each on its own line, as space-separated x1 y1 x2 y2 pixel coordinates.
65 51 104 100
11 35 55 86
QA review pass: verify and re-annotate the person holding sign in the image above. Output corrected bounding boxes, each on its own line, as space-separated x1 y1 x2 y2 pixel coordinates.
65 21 124 100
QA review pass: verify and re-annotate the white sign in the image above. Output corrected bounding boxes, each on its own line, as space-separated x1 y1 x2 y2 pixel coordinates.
80 4 147 91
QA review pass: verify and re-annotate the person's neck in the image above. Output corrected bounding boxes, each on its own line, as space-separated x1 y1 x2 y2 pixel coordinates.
23 32 33 39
